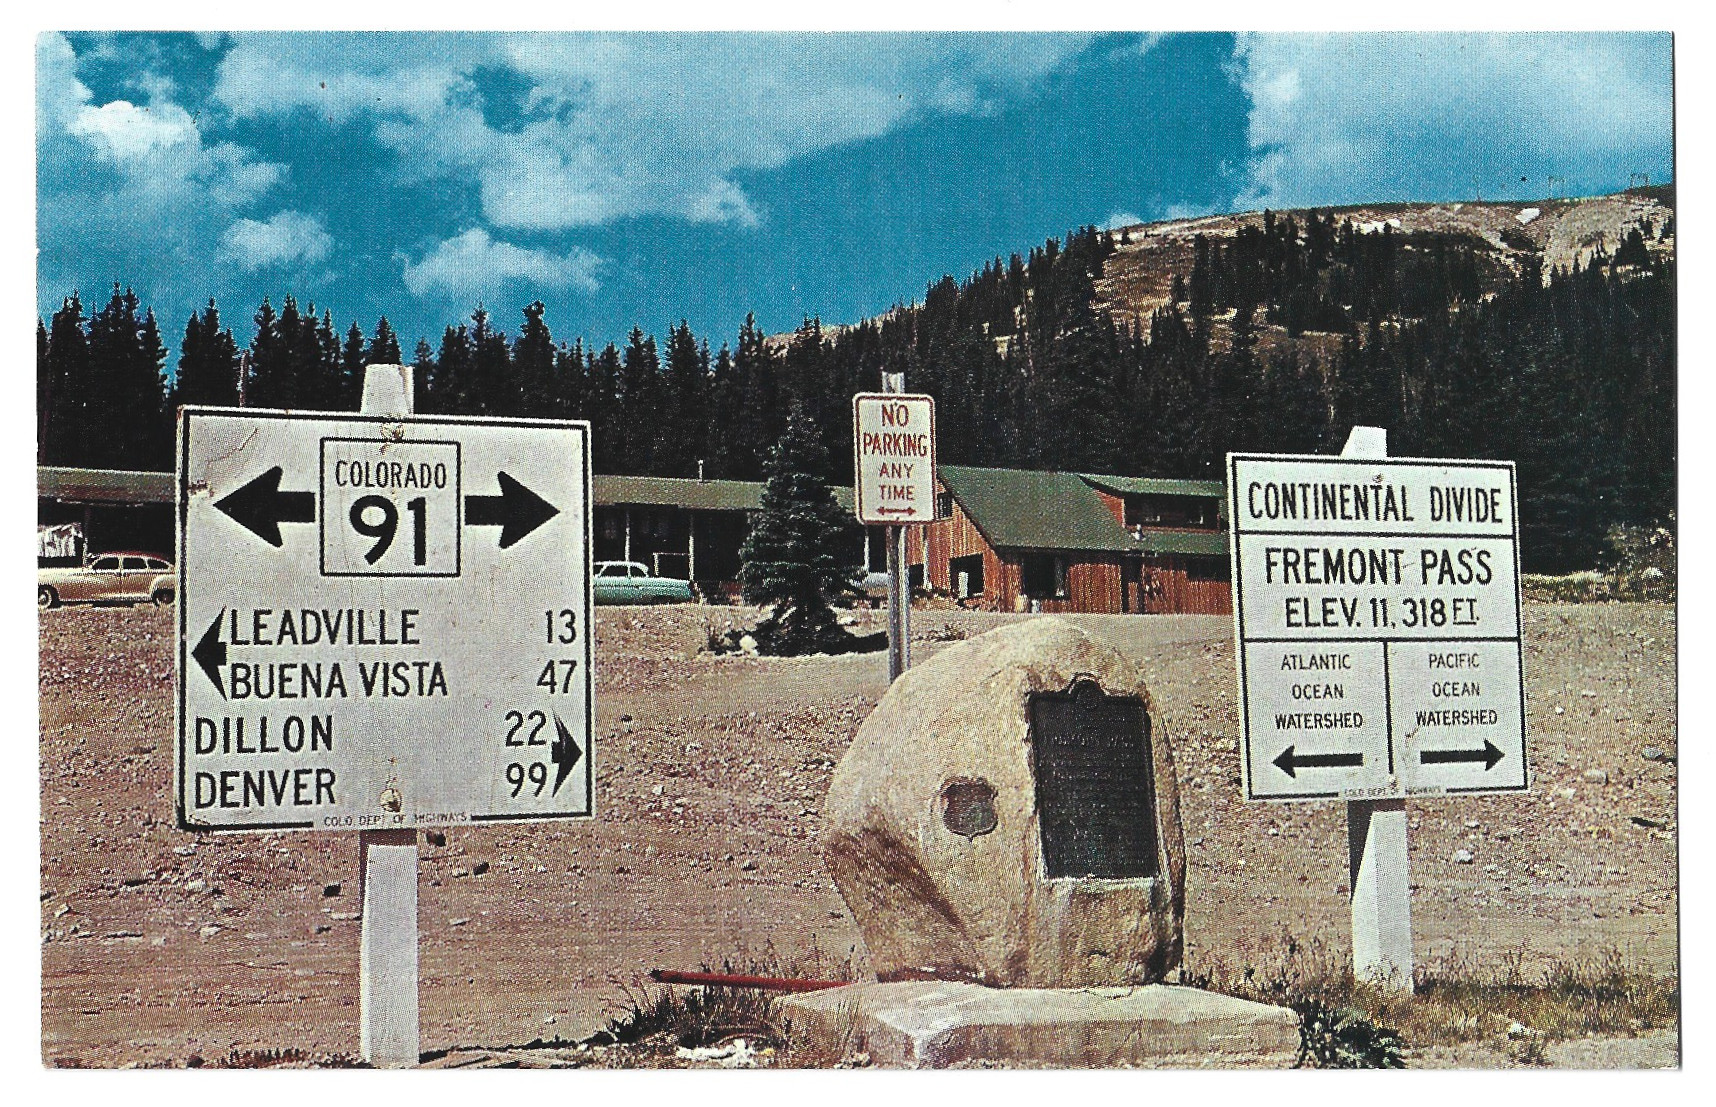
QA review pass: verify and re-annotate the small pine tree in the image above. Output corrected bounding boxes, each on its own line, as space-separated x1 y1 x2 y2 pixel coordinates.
738 404 862 654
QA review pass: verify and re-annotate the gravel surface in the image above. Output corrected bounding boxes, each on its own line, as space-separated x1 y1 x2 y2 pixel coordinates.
39 602 1677 1068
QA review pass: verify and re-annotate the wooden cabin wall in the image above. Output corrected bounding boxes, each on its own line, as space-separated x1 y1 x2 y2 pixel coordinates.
1093 489 1127 527
1141 555 1233 615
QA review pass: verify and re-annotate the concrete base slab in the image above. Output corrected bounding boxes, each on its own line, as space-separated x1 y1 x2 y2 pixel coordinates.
779 981 1299 1068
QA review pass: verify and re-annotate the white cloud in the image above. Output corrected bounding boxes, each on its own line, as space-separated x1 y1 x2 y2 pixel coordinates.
1232 32 1672 209
1102 212 1143 231
36 32 91 134
39 33 283 211
401 229 603 301
211 32 1090 231
69 99 199 160
220 211 334 270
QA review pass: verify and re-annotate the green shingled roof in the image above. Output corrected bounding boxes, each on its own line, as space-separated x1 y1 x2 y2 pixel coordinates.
593 474 854 512
1076 473 1225 499
939 465 1137 552
939 464 1228 556
38 467 174 505
1077 472 1229 525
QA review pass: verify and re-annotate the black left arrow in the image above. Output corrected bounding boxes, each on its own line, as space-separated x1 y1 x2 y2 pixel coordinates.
465 471 559 549
214 466 315 547
1420 740 1505 771
550 712 583 796
1273 744 1364 778
193 611 228 698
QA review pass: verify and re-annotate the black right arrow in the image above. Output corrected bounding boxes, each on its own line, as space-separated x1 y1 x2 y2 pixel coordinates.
214 466 316 547
1273 744 1364 778
192 611 228 698
465 471 560 549
550 712 583 796
1420 740 1505 771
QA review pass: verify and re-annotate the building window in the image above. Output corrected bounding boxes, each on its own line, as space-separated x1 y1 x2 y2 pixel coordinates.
937 491 953 519
950 554 984 597
1021 554 1068 599
1126 494 1219 530
1185 555 1231 582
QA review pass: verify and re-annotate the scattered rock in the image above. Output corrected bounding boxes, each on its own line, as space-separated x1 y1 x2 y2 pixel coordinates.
1582 769 1609 785
740 859 758 871
449 918 470 927
329 911 359 922
198 925 221 937
321 883 341 898
1641 746 1669 763
185 879 208 894
472 861 490 876
1452 849 1476 864
676 1038 757 1068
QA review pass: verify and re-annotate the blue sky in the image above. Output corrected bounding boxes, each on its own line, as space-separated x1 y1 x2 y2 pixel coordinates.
36 30 1673 368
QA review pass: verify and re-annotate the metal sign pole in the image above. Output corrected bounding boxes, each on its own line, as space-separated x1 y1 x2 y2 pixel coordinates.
882 372 909 681
1340 425 1413 994
357 364 421 1065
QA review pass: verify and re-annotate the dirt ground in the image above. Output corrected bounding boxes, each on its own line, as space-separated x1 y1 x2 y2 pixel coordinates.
38 601 1678 1068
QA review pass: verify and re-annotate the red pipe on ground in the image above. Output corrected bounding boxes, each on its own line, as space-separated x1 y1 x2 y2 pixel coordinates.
648 969 849 993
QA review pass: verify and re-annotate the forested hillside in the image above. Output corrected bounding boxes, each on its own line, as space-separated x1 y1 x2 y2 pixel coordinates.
37 191 1674 572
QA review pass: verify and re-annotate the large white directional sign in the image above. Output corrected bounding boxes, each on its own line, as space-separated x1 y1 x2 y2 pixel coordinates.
1228 454 1527 801
176 408 593 832
853 392 937 524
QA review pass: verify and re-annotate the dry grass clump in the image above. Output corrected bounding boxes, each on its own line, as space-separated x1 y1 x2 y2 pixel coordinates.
1181 930 1678 1066
597 938 862 1066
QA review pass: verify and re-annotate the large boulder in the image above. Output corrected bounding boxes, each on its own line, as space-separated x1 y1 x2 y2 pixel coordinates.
823 618 1186 988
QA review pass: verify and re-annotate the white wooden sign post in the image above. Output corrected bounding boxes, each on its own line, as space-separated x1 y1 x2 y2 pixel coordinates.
1227 427 1527 991
175 365 594 1065
853 380 937 681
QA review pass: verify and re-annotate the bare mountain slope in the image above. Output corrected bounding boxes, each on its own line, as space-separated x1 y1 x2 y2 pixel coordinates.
1096 189 1674 328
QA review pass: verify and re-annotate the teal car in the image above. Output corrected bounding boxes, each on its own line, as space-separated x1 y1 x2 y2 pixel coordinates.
593 560 695 605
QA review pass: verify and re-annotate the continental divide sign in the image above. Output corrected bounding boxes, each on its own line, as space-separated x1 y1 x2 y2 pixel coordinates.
1227 453 1528 802
175 408 594 831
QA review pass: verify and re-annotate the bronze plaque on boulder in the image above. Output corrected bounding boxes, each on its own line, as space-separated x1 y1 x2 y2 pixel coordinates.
1029 680 1159 879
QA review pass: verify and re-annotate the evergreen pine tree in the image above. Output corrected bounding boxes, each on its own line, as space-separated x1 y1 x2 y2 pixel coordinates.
658 321 709 477
469 307 511 415
40 294 92 465
410 338 436 410
83 285 168 469
247 298 281 406
432 324 476 414
171 299 241 408
340 322 367 406
366 317 403 367
617 327 661 473
738 404 862 654
512 301 557 416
